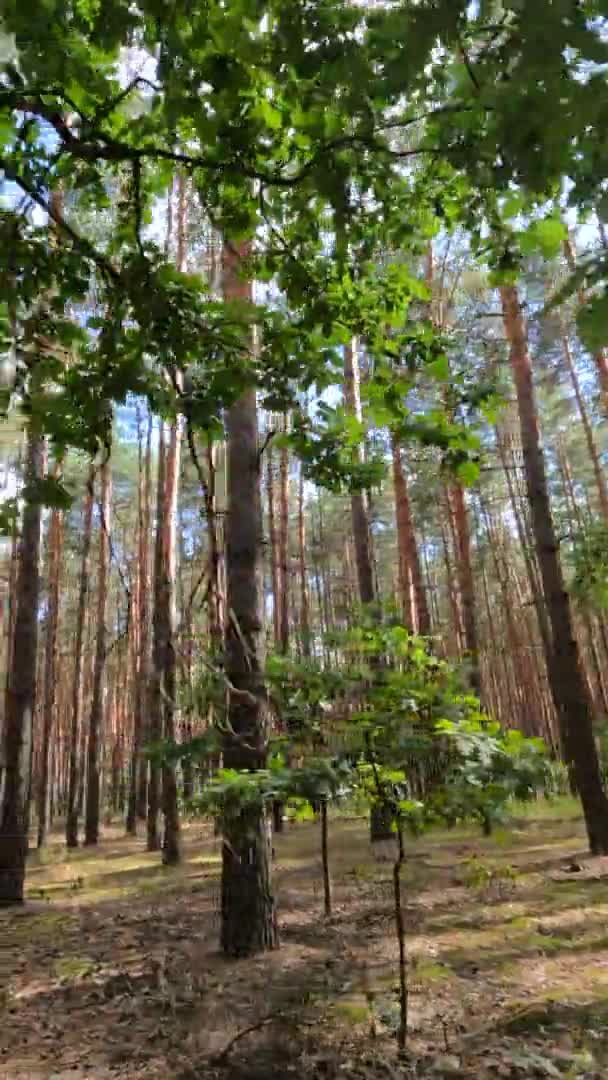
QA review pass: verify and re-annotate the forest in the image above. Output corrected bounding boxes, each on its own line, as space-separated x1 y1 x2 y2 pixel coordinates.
1 1 608 1077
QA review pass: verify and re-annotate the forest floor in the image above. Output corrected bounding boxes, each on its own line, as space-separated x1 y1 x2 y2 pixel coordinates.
2 798 608 1079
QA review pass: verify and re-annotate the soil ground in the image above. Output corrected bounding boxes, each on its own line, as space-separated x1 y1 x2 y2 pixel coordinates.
2 797 608 1079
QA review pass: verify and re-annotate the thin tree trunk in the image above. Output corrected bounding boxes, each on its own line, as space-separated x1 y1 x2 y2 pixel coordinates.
500 283 608 854
266 436 281 645
221 241 277 956
344 340 375 606
496 426 554 665
37 486 64 848
391 435 429 634
559 326 608 518
160 415 182 866
84 459 111 846
439 515 463 656
321 798 332 916
563 235 608 414
0 426 44 903
126 408 151 834
147 426 166 853
344 342 390 840
65 468 95 846
278 417 290 653
297 462 311 657
448 482 480 695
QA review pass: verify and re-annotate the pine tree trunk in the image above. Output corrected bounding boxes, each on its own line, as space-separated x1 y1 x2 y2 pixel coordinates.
501 283 608 854
84 459 112 846
36 490 64 848
391 434 430 634
563 235 608 415
344 343 391 840
439 515 463 656
126 409 149 834
66 468 95 848
221 241 277 956
448 482 480 695
160 416 182 866
297 463 311 656
147 426 166 853
0 426 44 903
560 327 608 518
344 340 376 606
266 437 281 645
278 418 290 653
496 425 554 667
137 415 153 820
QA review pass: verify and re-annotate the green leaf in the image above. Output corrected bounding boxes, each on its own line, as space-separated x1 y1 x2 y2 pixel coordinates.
577 293 608 352
427 354 450 381
520 217 567 259
0 113 15 150
22 475 73 510
455 460 479 487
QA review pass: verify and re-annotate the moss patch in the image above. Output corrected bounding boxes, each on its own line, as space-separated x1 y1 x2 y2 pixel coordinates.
54 956 96 981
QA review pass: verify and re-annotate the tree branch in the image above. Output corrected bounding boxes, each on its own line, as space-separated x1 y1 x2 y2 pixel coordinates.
0 155 121 284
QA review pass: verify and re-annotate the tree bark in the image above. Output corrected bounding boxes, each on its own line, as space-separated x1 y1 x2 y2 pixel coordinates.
563 235 608 415
160 415 182 865
84 458 112 846
344 340 376 606
391 435 430 634
344 343 391 840
500 283 608 854
147 425 166 853
448 482 480 695
278 417 290 653
221 241 277 956
126 408 152 833
36 484 64 848
0 426 44 903
559 326 608 519
266 436 281 645
297 462 311 657
65 471 95 848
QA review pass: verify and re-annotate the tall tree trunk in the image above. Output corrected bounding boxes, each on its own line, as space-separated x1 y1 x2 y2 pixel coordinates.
344 340 375 606
447 482 480 696
500 283 608 854
160 415 182 865
221 241 277 956
559 326 608 518
137 415 153 820
495 425 554 666
266 436 281 645
126 408 152 834
147 426 166 853
344 342 392 839
563 235 608 414
439 514 463 656
37 486 64 848
66 468 95 848
84 459 112 846
0 426 44 903
297 462 311 657
278 417 290 653
391 435 430 634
